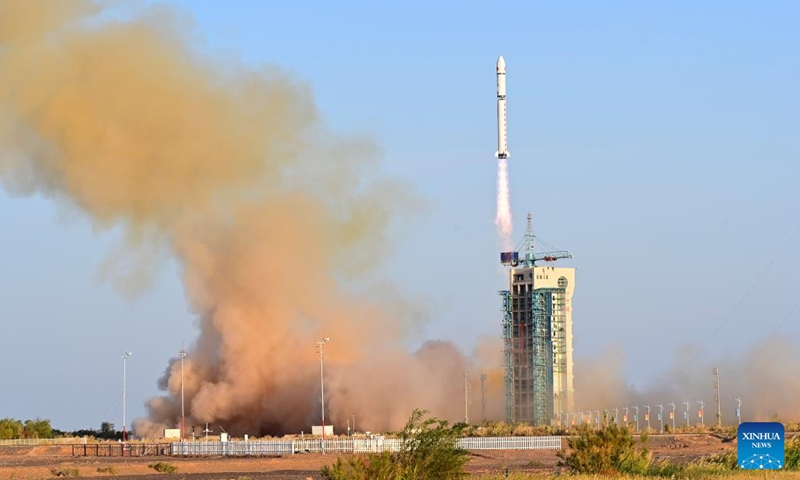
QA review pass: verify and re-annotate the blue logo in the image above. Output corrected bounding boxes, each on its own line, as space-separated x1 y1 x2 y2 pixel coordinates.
738 422 784 469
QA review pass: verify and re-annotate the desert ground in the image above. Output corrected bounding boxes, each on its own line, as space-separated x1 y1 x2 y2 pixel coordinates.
0 434 736 480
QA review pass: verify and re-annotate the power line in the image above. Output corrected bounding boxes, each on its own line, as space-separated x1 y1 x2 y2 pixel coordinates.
675 222 800 376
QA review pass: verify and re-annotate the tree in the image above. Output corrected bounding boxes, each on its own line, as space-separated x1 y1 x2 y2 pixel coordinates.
100 422 115 437
0 418 22 439
20 418 53 439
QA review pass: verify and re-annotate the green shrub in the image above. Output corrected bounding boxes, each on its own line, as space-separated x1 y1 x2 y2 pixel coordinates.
556 422 651 475
320 451 399 480
95 466 117 475
786 436 800 470
148 462 178 474
321 409 469 480
702 449 737 470
49 467 80 477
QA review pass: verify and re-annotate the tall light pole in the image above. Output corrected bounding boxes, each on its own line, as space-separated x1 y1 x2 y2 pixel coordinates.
463 370 470 424
613 407 619 424
668 402 676 432
657 404 664 434
713 367 721 427
122 352 132 444
179 347 188 441
633 405 639 433
623 406 629 426
734 397 742 425
644 405 651 432
481 373 487 423
316 337 330 453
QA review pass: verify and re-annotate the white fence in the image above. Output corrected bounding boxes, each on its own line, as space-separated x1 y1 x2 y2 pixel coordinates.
171 436 563 456
0 437 88 446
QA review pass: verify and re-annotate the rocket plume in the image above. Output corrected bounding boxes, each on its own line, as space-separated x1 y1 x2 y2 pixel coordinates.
0 0 506 435
495 159 513 250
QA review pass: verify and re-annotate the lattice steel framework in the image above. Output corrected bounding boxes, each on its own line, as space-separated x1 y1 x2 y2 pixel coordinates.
499 290 514 423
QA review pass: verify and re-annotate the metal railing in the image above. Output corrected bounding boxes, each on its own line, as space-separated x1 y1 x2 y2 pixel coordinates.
170 436 563 456
0 437 88 446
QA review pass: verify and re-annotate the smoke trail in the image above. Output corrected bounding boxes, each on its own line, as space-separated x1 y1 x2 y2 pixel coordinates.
0 0 507 436
495 158 513 250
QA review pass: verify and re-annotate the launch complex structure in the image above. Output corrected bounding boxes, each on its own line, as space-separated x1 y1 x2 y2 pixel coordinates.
494 56 576 426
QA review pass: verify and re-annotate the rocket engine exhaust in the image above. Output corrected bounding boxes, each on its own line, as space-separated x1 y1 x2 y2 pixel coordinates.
495 159 513 250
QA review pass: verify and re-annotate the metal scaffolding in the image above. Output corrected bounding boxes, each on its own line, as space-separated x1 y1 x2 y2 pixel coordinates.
500 283 566 426
499 290 514 424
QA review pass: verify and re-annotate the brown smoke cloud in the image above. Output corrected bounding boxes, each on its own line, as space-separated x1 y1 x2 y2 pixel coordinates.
0 0 506 436
574 336 800 424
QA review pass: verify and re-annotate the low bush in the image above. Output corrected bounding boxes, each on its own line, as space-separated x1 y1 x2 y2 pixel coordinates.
148 462 178 474
786 435 800 470
321 409 468 480
49 467 80 477
557 422 651 475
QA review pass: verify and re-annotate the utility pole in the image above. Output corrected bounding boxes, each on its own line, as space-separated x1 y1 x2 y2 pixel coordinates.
463 370 470 424
657 404 664 434
481 373 487 422
633 405 639 433
734 397 741 425
644 405 651 432
713 367 722 427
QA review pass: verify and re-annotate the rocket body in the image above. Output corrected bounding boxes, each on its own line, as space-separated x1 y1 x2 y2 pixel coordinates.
495 56 509 159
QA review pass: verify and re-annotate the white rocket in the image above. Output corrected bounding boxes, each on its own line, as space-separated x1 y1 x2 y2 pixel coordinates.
495 56 509 159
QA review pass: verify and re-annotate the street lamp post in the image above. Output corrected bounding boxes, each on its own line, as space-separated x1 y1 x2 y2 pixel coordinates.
668 402 676 432
657 404 664 434
633 405 639 433
122 352 132 444
734 397 742 425
697 399 705 428
179 347 188 441
682 401 690 427
613 407 619 424
644 405 651 432
316 337 330 453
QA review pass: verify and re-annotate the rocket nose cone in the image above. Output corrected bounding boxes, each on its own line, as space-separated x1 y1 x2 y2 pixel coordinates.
497 56 506 72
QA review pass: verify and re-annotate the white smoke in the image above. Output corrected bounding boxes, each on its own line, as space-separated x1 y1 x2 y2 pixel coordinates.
495 158 513 250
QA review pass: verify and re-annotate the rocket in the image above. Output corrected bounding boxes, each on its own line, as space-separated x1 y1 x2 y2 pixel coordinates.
495 56 509 159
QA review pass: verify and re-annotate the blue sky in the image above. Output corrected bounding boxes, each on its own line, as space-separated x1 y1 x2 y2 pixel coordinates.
1 0 798 431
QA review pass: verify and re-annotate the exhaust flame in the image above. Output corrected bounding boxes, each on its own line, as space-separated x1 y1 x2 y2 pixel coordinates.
495 158 513 250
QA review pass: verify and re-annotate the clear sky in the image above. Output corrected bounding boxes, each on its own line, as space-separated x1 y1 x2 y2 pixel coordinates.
1 0 798 431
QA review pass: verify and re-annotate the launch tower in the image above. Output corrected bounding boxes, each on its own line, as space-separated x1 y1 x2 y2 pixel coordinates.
499 216 575 426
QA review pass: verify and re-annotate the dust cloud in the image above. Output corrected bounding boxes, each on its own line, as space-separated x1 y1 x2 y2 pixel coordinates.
0 0 504 436
573 337 800 425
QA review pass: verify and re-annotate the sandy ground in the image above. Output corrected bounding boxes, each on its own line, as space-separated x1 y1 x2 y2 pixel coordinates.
0 434 735 479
